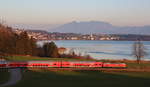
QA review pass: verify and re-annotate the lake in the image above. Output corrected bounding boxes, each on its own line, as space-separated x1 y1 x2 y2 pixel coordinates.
37 40 150 60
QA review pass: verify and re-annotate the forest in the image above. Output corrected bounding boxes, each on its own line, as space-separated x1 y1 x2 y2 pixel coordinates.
0 24 59 58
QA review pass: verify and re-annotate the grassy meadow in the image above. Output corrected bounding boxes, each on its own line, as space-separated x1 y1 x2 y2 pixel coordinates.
5 70 150 87
5 56 95 61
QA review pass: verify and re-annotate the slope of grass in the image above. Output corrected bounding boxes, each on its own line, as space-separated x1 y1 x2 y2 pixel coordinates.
7 70 150 87
6 56 54 61
6 56 94 61
126 62 150 69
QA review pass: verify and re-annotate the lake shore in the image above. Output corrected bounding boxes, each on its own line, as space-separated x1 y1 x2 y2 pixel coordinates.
37 40 150 60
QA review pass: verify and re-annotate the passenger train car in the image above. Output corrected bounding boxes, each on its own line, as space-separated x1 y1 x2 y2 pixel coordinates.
0 61 127 68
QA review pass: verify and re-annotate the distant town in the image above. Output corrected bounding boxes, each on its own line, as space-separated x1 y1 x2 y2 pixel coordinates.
14 29 150 41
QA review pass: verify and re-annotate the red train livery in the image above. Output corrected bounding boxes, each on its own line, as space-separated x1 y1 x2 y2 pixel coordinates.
0 61 127 68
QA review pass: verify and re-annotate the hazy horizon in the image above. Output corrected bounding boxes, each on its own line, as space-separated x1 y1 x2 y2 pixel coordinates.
0 0 150 27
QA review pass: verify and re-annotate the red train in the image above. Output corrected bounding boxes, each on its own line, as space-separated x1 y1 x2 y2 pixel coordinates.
0 61 127 68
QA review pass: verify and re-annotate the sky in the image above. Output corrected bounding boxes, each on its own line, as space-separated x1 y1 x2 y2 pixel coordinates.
0 0 150 26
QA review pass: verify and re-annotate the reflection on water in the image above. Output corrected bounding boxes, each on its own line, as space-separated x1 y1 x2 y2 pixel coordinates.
37 40 150 60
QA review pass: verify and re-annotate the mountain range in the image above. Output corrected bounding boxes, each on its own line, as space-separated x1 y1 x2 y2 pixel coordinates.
49 21 150 35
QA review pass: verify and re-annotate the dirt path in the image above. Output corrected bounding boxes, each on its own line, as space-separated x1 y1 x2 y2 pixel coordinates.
0 68 22 87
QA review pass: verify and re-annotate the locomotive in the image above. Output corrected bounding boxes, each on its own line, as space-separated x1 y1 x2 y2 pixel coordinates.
0 61 127 68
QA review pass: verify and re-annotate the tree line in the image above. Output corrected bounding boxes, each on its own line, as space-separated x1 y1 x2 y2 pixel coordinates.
0 24 59 58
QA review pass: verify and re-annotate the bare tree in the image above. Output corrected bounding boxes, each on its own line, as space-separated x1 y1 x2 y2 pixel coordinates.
132 40 147 64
